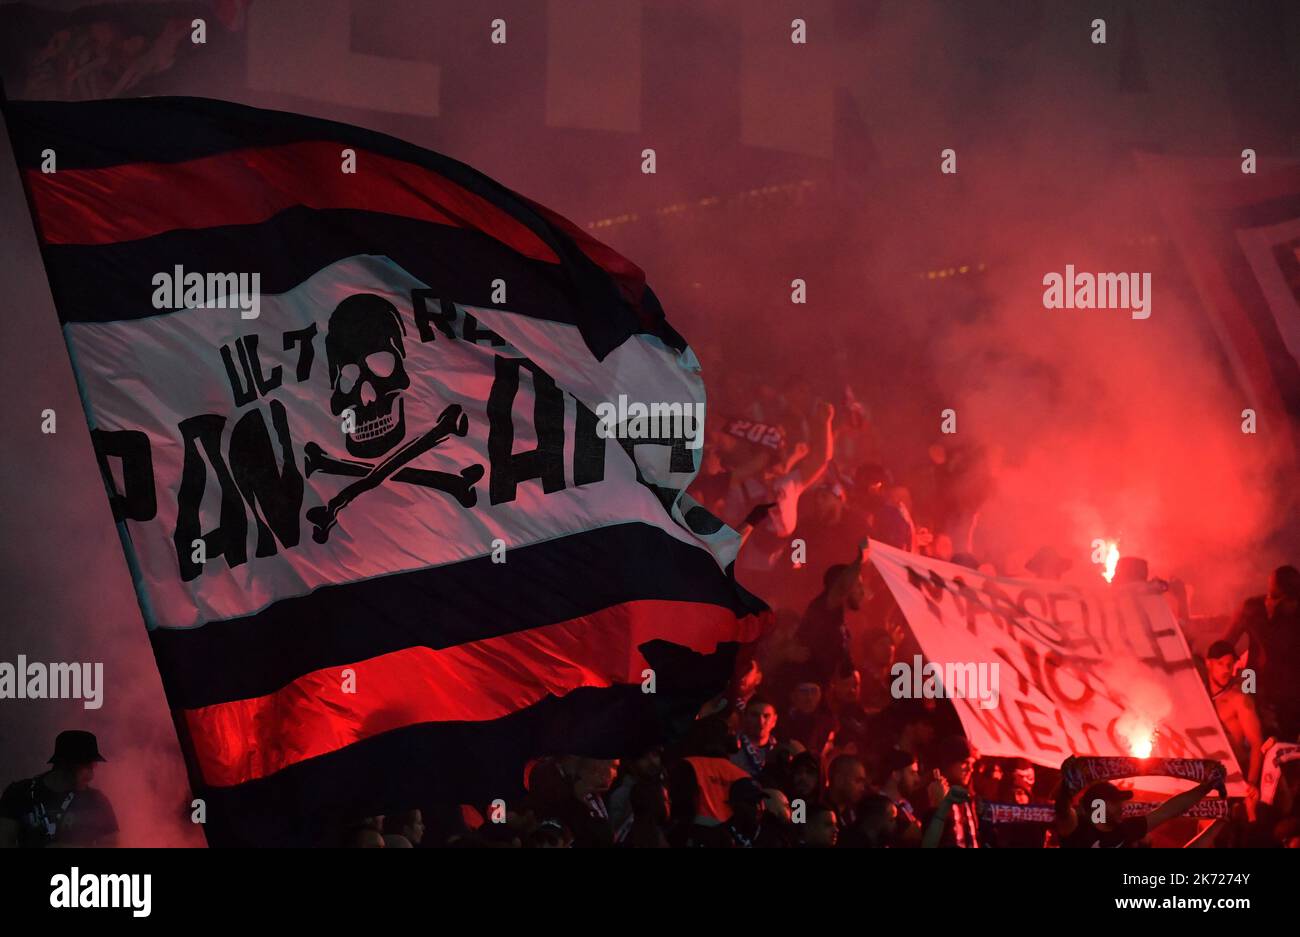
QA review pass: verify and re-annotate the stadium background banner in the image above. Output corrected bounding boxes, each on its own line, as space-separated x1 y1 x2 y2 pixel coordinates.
1135 152 1300 462
1 95 762 846
869 541 1246 797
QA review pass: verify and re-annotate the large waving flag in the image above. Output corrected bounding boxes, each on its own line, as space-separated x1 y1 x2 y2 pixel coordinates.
3 96 760 846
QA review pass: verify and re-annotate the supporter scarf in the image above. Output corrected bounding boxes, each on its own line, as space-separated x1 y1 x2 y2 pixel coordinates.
727 821 754 848
978 802 1057 825
583 792 608 821
30 781 75 843
1125 799 1228 820
738 734 774 774
1061 756 1225 793
978 798 1229 825
613 812 635 844
950 800 979 848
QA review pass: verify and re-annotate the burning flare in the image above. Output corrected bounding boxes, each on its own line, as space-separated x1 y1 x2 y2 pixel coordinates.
1116 710 1157 759
1122 721 1156 758
1102 540 1120 583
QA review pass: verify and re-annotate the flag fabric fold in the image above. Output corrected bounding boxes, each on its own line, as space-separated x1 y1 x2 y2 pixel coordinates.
3 95 759 846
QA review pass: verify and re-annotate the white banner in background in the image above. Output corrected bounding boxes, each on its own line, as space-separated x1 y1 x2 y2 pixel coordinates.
870 541 1245 796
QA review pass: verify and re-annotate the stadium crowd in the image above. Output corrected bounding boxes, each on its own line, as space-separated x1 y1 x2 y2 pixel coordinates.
343 374 1300 849
3 376 1297 849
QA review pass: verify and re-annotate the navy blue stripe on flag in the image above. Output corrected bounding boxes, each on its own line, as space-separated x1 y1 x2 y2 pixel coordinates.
150 521 755 710
194 676 736 847
2 96 674 359
5 95 509 173
40 208 582 326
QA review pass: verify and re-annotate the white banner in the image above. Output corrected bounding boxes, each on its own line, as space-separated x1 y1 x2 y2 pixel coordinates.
1235 215 1300 372
869 541 1245 795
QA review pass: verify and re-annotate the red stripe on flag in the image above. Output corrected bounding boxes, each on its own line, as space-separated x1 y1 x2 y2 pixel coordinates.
519 193 658 321
521 193 645 285
24 140 560 262
183 598 758 788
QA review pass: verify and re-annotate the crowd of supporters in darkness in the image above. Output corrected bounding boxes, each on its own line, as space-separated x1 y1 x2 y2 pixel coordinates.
333 369 1300 849
2 370 1296 849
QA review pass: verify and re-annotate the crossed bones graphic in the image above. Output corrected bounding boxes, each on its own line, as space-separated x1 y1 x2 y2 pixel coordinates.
303 404 484 544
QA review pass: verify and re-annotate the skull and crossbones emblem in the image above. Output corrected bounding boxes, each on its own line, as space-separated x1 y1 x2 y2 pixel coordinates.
304 293 483 543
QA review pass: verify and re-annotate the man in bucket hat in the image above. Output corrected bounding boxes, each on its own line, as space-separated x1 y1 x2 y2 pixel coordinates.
0 730 118 847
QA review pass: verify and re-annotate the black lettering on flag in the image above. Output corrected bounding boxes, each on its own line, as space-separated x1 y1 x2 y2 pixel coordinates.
613 435 687 515
221 335 282 406
461 312 505 347
245 335 283 396
1133 597 1190 674
957 579 997 637
487 355 565 504
1043 649 1094 709
618 431 696 475
684 505 724 535
643 482 685 516
573 397 606 486
220 342 256 407
960 694 1024 749
1042 592 1079 647
993 643 1037 697
411 289 457 342
229 401 303 558
1074 596 1107 658
1015 699 1064 754
1184 726 1242 781
982 580 1021 638
905 566 943 620
174 414 248 581
91 429 156 522
1079 722 1104 753
283 324 317 382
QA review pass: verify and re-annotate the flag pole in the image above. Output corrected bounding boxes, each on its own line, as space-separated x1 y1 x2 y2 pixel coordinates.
0 71 216 845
